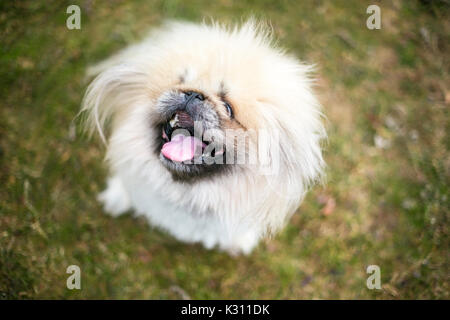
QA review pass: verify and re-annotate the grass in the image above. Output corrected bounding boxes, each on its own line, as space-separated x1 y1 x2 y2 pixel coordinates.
0 0 448 299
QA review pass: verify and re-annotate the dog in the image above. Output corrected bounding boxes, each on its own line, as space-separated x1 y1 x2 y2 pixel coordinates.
81 20 326 255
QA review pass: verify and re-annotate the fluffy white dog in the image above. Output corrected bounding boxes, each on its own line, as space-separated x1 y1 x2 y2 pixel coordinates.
81 20 325 255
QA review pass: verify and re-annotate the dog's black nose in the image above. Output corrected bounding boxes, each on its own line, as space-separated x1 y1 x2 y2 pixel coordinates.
180 91 205 117
184 91 205 101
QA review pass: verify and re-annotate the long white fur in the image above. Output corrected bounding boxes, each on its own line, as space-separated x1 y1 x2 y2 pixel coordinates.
81 20 326 254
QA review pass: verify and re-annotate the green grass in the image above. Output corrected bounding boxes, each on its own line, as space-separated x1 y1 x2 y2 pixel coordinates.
0 0 448 299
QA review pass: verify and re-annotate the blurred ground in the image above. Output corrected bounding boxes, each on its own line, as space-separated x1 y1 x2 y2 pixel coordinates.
0 0 449 299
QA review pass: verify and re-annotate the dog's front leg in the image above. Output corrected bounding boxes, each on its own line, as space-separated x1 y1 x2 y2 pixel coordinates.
97 175 131 216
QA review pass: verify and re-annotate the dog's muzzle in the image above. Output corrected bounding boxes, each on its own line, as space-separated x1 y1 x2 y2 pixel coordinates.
154 90 227 180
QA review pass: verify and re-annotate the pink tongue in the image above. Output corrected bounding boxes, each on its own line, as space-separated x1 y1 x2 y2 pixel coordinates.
161 134 205 162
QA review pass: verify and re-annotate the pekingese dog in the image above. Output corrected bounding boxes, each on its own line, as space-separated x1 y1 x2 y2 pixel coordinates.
81 20 326 255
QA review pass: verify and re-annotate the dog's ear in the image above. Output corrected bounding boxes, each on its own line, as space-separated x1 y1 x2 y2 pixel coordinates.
79 64 149 144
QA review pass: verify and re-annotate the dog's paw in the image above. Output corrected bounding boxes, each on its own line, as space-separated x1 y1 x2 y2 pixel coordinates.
97 176 131 217
222 230 259 256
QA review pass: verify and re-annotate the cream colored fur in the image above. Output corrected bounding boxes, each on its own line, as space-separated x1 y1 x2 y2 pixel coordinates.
81 20 326 254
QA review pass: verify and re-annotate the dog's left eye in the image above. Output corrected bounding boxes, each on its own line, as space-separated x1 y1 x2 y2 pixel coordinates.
224 101 233 118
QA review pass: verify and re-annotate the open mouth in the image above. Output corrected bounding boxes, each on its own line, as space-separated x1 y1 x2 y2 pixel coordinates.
160 111 224 164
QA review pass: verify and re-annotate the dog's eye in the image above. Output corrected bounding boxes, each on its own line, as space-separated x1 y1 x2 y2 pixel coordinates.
224 101 233 118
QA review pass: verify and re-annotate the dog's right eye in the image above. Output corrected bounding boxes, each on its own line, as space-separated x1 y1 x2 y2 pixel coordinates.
224 101 233 118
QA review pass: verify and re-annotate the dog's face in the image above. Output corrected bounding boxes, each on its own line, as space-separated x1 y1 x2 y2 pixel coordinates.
83 22 325 229
150 56 273 180
153 88 238 181
134 24 298 182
